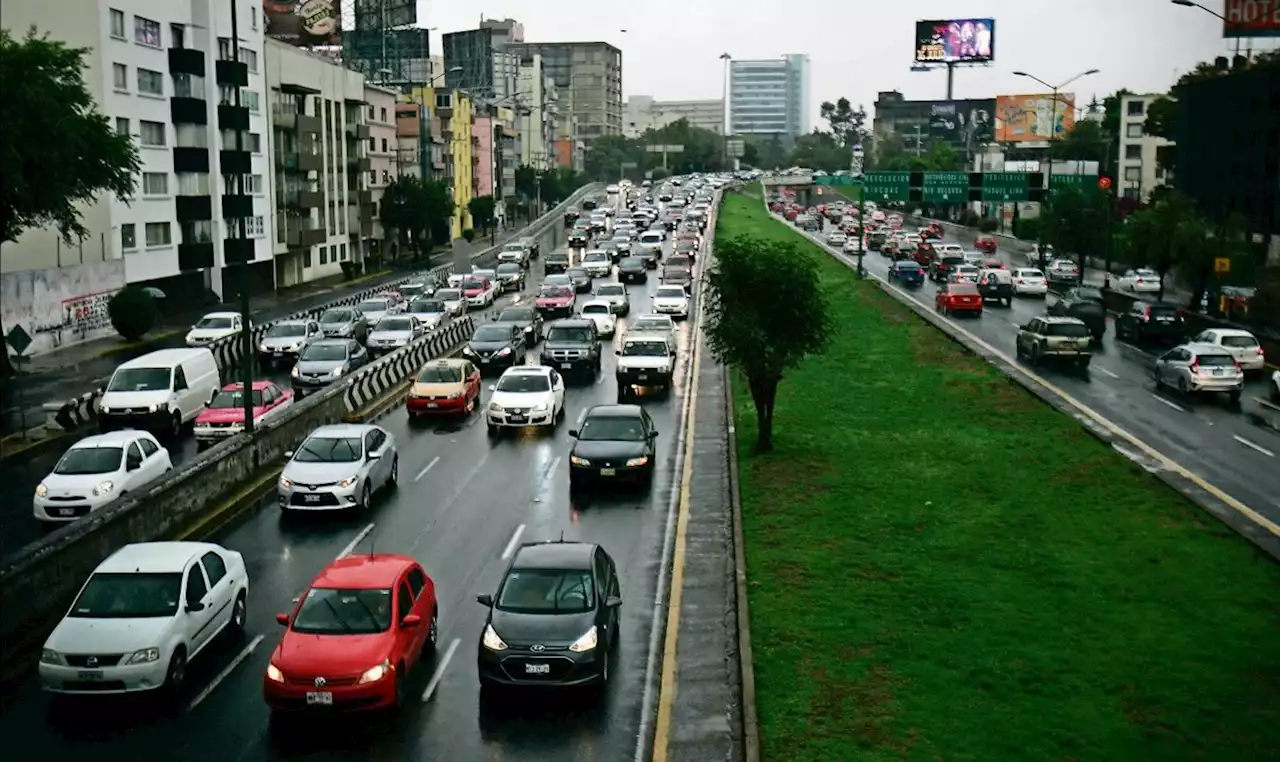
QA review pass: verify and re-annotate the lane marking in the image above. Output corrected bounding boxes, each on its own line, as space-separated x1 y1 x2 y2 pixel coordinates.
1097 367 1121 380
420 637 460 702
336 522 376 559
187 634 264 711
414 456 440 482
1234 435 1275 457
501 523 526 559
1151 394 1189 413
544 455 562 479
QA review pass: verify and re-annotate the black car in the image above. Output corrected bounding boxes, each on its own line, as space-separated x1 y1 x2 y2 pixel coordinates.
661 265 692 293
566 267 593 293
462 322 527 374
617 257 647 284
475 541 621 693
887 260 925 287
582 199 598 211
673 241 698 263
540 318 601 380
544 251 571 274
1115 300 1185 344
597 240 621 263
494 262 526 292
1048 286 1107 340
568 229 590 249
495 304 543 345
564 210 579 228
568 404 658 491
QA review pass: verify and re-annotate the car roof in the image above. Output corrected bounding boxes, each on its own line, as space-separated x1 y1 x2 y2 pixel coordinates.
118 347 212 368
311 553 417 589
309 338 350 346
584 403 645 420
1202 327 1254 337
511 541 597 571
201 311 240 319
633 313 674 323
99 542 221 574
1034 315 1085 325
219 380 275 391
308 423 378 438
273 318 313 326
500 365 553 377
1181 342 1236 355
548 317 594 328
421 358 467 370
71 430 153 448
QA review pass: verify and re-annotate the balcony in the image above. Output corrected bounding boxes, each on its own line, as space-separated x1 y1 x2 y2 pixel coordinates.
177 242 214 271
175 195 212 221
221 193 254 218
170 97 207 125
219 149 251 175
167 47 205 76
347 156 372 172
173 146 210 173
297 114 321 134
214 59 248 87
298 190 324 208
217 104 249 132
273 109 298 130
282 219 325 247
345 122 370 139
299 152 323 171
435 98 454 117
223 237 255 265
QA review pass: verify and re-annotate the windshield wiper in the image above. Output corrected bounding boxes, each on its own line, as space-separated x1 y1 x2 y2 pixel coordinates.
320 597 354 633
348 594 383 632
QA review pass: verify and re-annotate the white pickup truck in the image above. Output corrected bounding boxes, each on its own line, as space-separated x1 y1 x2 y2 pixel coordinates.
616 335 675 402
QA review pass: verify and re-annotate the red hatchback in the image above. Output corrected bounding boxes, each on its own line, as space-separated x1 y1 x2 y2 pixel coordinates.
935 282 984 317
264 554 438 714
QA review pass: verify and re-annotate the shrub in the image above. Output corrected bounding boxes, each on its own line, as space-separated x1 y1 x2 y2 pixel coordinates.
462 228 476 242
108 286 159 341
977 217 1000 233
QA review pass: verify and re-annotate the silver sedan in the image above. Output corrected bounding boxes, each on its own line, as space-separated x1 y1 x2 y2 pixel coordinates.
277 423 398 513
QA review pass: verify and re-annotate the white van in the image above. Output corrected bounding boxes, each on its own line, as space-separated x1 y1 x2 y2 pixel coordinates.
99 348 221 439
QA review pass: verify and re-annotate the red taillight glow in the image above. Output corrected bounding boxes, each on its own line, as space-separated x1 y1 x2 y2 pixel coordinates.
1189 359 1200 373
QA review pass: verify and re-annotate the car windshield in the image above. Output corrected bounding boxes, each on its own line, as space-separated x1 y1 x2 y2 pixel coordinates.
496 373 551 393
300 344 347 362
291 587 392 635
436 289 462 301
417 365 463 383
1075 287 1104 302
409 299 445 313
599 241 618 250
540 286 573 298
597 286 625 296
357 300 389 313
567 268 588 279
622 340 668 356
461 278 486 290
943 256 965 265
472 326 513 344
676 242 696 250
320 310 353 324
376 318 413 332
1018 270 1044 278
548 253 569 263
584 252 608 262
582 303 610 315
641 234 662 243
579 416 646 441
107 367 170 392
210 389 264 408
1220 335 1258 348
1195 353 1236 367
496 263 522 275
400 285 425 297
547 326 594 343
1045 323 1090 338
1150 305 1180 317
54 446 123 475
499 307 535 322
294 436 362 462
266 323 306 338
621 257 645 268
656 287 685 299
496 568 595 614
503 244 523 252
195 316 234 329
69 572 183 619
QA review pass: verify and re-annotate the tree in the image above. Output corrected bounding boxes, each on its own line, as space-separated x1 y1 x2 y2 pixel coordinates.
584 119 728 182
789 131 851 174
538 168 585 204
0 28 141 388
818 97 870 147
108 286 159 341
514 164 538 203
468 195 496 232
420 180 455 247
923 140 962 171
1042 187 1109 267
584 135 640 182
744 134 789 170
1050 120 1109 163
1121 190 1212 302
380 176 454 257
703 233 832 453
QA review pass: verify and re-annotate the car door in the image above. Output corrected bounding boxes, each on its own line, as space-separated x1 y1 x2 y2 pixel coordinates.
1155 348 1178 385
122 440 145 491
136 436 166 482
172 364 195 419
199 550 233 635
393 576 419 666
594 550 619 645
183 560 219 654
550 370 565 411
406 567 433 663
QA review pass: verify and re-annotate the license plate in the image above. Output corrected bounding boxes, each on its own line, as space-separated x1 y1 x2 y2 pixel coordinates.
600 468 616 477
302 494 321 503
77 670 103 680
479 358 490 364
58 508 75 517
637 374 648 381
306 691 333 705
510 415 526 423
1213 369 1222 376
524 663 551 674
427 402 438 409
273 351 282 357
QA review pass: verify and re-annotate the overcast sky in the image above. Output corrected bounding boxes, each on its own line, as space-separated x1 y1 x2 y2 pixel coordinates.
421 0 1256 121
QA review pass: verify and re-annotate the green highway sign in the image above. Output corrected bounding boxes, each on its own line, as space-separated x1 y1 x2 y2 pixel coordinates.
814 175 861 187
814 171 1098 203
863 171 910 201
979 171 1028 202
922 171 967 202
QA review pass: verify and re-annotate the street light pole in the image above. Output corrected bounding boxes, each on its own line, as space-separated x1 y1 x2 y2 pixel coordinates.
856 181 866 277
1170 0 1242 55
720 53 731 170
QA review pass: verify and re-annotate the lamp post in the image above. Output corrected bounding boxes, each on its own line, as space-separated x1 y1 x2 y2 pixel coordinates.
1170 0 1242 55
1013 68 1099 268
720 53 731 170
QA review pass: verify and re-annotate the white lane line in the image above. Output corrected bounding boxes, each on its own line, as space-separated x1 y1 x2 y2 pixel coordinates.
1096 367 1121 380
187 634 264 711
420 638 461 702
1234 435 1275 457
1150 394 1188 413
336 522 376 559
544 455 562 479
414 456 440 482
502 523 527 559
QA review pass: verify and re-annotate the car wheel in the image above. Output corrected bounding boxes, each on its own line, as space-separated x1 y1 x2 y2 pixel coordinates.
169 412 182 440
387 456 399 489
164 648 188 697
230 591 247 634
487 424 499 438
1030 344 1042 364
359 483 372 512
1228 388 1242 406
1178 377 1191 396
425 606 439 655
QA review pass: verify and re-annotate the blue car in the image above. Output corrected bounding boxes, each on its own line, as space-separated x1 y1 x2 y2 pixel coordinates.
888 260 925 287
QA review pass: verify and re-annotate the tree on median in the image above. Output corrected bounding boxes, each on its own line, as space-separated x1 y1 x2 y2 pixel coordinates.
703 235 832 453
1121 190 1212 302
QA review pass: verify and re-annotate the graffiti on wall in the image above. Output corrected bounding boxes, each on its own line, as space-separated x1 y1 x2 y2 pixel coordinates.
1 259 126 355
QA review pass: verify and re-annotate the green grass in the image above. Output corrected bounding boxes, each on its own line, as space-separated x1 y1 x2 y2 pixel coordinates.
719 189 1280 762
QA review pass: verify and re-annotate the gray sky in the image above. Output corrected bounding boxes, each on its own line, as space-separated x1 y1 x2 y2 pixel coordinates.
421 0 1253 122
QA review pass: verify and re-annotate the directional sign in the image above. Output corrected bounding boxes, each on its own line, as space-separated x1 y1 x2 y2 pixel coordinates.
5 324 32 356
981 171 1030 202
922 171 968 202
814 170 1099 203
1214 257 1231 274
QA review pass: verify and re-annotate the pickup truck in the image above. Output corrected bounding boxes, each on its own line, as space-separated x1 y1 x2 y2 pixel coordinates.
616 335 676 401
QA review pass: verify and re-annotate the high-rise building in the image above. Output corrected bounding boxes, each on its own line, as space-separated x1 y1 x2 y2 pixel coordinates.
364 84 399 260
518 55 560 173
506 42 623 140
442 26 519 102
625 96 724 137
728 54 809 139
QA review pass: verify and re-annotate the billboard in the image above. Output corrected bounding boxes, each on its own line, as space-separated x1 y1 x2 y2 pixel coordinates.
914 19 995 63
928 99 996 144
994 93 1077 143
1223 0 1280 38
263 1 341 47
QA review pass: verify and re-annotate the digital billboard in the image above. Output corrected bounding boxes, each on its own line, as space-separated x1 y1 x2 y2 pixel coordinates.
994 93 1077 143
914 19 995 63
263 0 341 47
928 99 996 144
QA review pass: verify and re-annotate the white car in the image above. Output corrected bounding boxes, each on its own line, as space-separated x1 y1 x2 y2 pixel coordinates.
278 423 398 512
637 231 665 254
434 288 467 316
1271 369 1280 402
1119 268 1162 293
1191 328 1266 372
595 283 631 316
185 311 248 346
486 365 566 434
842 237 864 254
581 249 613 278
1012 268 1049 297
497 242 529 266
580 300 618 337
405 297 450 331
611 233 634 254
40 541 249 696
652 284 690 319
826 231 847 247
447 272 468 287
356 297 398 326
626 313 679 351
366 315 426 355
33 431 173 522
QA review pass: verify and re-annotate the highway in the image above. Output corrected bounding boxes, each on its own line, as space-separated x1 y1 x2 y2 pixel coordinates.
793 216 1280 526
0 208 698 761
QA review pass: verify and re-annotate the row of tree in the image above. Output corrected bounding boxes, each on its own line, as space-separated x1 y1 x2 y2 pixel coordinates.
586 118 731 181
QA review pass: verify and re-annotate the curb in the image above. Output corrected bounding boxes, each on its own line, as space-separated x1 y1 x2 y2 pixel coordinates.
0 428 75 463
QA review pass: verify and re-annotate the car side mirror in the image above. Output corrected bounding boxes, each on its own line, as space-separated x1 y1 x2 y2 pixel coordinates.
568 429 579 438
284 450 294 460
367 451 381 461
1020 324 1029 331
186 600 206 613
400 614 421 629
488 384 496 391
276 612 290 626
615 350 621 356
476 594 494 607
650 430 659 438
606 596 622 608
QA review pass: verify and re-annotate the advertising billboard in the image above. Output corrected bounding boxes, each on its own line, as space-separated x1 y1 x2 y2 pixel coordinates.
914 19 995 63
1223 0 1280 37
928 99 996 144
994 93 1076 143
263 1 341 47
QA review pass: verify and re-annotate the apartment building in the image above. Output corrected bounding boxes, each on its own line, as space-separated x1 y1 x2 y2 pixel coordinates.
506 41 623 140
264 39 375 286
624 96 724 137
729 54 809 139
1118 93 1174 202
430 88 476 239
394 98 447 184
364 84 398 260
518 54 559 172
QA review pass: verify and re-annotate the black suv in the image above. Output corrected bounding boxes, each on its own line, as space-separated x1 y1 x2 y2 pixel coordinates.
1048 286 1107 340
1115 300 1185 344
540 318 601 381
544 251 571 274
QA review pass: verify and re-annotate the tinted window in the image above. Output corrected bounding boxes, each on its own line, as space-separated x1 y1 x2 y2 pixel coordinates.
291 588 392 634
582 303 611 315
499 307 536 322
294 436 362 462
461 278 487 290
409 299 445 313
496 263 522 275
69 572 182 618
1149 305 1179 317
300 344 348 361
108 367 171 392
539 286 573 298
138 438 159 457
547 326 595 343
1195 353 1236 367
320 310 353 323
622 340 669 356
201 551 227 585
472 325 514 342
1221 335 1258 348
54 447 123 475
397 581 414 620
407 568 427 596
357 300 390 313
1046 323 1090 338
496 568 595 613
266 323 307 337
210 388 264 408
185 565 207 604
376 318 413 332
578 415 645 441
496 373 551 393
435 289 462 301
195 316 234 329
597 285 625 296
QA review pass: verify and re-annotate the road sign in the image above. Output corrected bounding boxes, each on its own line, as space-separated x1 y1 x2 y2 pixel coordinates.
645 144 684 153
922 171 968 202
860 171 910 201
1214 257 1231 274
1098 176 1112 190
726 138 745 158
5 324 32 356
981 171 1029 202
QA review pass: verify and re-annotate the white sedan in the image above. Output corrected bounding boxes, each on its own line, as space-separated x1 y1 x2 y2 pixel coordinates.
487 365 566 434
1119 268 1162 293
581 250 613 278
580 299 618 337
186 311 248 346
34 431 172 522
1012 268 1049 297
652 285 690 319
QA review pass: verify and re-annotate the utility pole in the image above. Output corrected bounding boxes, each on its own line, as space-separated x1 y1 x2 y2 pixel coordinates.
229 0 253 434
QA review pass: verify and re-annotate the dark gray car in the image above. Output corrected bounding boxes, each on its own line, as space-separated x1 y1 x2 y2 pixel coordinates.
494 262 526 292
462 322 527 375
566 267 592 293
495 305 543 345
292 338 369 396
317 308 368 342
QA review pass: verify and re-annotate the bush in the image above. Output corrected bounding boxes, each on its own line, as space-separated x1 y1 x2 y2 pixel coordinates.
109 286 159 341
977 217 1000 233
462 228 476 242
1013 217 1041 242
958 210 980 227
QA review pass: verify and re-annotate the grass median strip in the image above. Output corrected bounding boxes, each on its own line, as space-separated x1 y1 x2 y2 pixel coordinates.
718 190 1280 761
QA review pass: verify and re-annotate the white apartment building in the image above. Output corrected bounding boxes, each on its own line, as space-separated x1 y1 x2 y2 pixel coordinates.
624 96 725 138
264 39 376 286
364 84 398 259
1118 93 1174 202
518 55 559 171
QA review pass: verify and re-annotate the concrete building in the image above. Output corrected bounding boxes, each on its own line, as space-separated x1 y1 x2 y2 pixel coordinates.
364 84 398 261
428 88 476 239
518 54 559 172
263 39 376 286
442 26 520 102
1118 93 1174 201
624 96 724 137
506 41 623 140
728 55 809 139
394 96 447 184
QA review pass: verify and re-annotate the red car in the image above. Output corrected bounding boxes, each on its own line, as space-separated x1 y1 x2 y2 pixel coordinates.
913 241 936 268
536 284 576 317
975 235 998 253
264 553 438 714
935 282 984 317
927 222 945 239
194 380 292 449
406 358 481 417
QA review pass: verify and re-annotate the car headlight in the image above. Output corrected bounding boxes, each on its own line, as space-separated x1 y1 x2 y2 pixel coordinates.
279 476 292 489
482 624 508 652
35 483 48 498
99 403 111 413
92 480 114 497
287 342 301 352
462 346 476 356
331 366 344 377
496 347 512 356
357 659 391 684
625 456 650 467
259 343 268 352
657 365 671 374
265 664 285 683
126 647 160 664
40 649 64 665
489 402 503 412
338 476 358 489
570 455 590 466
291 366 301 378
568 626 598 653
532 403 549 413
147 402 165 413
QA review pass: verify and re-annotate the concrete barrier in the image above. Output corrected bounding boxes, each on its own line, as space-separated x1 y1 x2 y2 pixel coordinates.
342 317 474 412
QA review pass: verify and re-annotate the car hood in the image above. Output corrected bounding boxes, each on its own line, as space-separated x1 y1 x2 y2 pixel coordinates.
47 615 172 654
262 335 306 349
369 330 414 343
101 390 169 406
360 310 388 323
42 471 120 492
536 295 574 307
467 340 512 353
544 341 592 353
618 355 671 369
464 287 487 297
489 609 597 647
491 391 553 408
572 439 648 461
411 381 464 397
274 631 394 676
282 460 358 484
296 360 345 374
196 406 262 424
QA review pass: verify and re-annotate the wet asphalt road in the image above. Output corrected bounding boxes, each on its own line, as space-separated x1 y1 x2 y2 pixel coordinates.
1 222 699 761
799 220 1280 525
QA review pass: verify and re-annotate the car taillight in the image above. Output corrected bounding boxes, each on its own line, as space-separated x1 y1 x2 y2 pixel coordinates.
1140 306 1151 321
1189 359 1200 373
1256 347 1265 356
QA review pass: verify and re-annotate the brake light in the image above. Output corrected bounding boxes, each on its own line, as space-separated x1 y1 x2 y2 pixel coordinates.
1140 305 1151 321
1189 358 1199 374
1257 347 1265 356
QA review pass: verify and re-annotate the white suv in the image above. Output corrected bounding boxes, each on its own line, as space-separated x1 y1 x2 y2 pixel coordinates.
616 336 676 401
486 365 566 435
652 285 690 319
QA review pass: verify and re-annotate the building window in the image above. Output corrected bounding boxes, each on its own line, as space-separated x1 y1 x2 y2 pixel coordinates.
145 222 172 247
319 246 328 265
110 9 126 39
1124 167 1142 181
171 23 185 49
113 63 128 91
244 90 260 112
177 172 210 195
134 16 161 47
173 72 203 98
137 68 163 96
1126 100 1145 116
381 137 388 153
142 172 168 195
139 121 166 147
115 117 130 135
303 248 312 268
1124 145 1142 160
240 48 258 72
1126 123 1144 138
368 138 375 153
217 38 232 60
381 170 390 184
120 223 136 250
175 123 207 147
340 243 347 260
245 215 264 237
181 220 213 243
328 203 336 235
1122 187 1140 200
248 132 262 153
369 170 376 185
380 107 387 122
